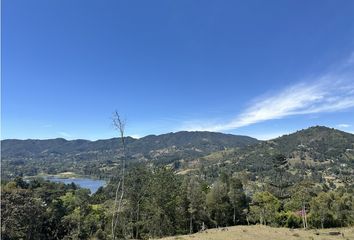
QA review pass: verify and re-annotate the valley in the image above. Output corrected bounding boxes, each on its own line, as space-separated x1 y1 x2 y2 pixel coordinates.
1 126 354 239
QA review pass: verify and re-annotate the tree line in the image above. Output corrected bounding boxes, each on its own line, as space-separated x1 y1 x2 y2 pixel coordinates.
2 163 354 240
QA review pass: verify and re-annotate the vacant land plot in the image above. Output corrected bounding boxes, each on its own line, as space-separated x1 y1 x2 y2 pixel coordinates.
159 225 354 240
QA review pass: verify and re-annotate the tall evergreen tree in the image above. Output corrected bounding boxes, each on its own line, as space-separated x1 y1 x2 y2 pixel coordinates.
206 180 231 227
228 177 247 225
187 176 206 233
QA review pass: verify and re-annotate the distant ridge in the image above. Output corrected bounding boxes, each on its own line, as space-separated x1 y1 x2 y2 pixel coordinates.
1 131 258 179
2 126 353 180
1 131 258 157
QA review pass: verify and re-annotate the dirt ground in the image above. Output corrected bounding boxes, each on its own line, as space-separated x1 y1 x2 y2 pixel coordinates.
159 225 354 240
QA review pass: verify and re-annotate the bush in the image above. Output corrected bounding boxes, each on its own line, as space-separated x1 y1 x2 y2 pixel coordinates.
286 212 302 228
308 212 337 228
275 212 288 227
276 211 302 228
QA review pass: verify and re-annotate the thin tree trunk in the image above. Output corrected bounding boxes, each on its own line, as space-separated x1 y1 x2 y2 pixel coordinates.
190 215 193 234
233 207 236 225
112 112 127 240
302 205 306 229
136 202 140 239
304 205 308 229
321 214 325 229
112 181 121 239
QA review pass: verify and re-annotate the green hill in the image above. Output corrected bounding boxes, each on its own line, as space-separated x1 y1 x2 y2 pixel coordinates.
2 126 353 185
1 131 258 179
194 126 354 186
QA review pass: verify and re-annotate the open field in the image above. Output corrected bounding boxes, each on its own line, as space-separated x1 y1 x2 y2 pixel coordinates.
159 225 354 240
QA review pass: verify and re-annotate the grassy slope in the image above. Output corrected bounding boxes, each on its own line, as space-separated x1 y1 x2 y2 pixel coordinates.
159 225 354 240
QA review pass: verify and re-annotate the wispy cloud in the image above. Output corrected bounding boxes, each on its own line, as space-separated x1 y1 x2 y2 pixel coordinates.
337 123 351 128
250 132 288 141
182 57 354 132
58 131 73 138
129 134 142 139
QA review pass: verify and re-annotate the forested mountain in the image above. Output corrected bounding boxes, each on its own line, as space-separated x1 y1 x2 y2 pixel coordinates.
196 126 354 185
1 131 258 179
2 126 354 239
2 126 354 181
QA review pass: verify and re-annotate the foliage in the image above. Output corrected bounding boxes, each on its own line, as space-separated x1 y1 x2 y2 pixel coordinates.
308 190 354 228
249 191 280 225
1 188 46 240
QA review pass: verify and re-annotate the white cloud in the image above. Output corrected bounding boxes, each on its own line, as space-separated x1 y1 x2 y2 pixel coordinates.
249 132 287 141
337 124 351 128
182 57 354 132
58 131 73 138
129 134 142 139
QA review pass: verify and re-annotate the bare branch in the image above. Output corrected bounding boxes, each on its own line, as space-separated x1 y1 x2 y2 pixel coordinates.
111 111 127 240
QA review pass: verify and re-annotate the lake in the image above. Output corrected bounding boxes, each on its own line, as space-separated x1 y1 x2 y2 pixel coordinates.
45 177 106 194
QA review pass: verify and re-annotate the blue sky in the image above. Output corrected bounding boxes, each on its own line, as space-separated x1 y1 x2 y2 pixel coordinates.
2 0 354 140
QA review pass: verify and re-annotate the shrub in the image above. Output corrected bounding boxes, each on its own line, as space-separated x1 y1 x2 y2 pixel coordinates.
276 211 302 228
286 212 302 228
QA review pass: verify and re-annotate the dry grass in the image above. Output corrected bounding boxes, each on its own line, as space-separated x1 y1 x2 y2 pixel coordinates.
158 225 354 240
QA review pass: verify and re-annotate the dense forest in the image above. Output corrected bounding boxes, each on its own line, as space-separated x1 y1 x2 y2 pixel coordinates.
1 126 354 239
2 166 354 239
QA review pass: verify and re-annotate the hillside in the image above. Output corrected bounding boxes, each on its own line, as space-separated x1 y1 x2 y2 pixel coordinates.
2 126 354 183
2 126 354 239
1 131 258 179
190 126 354 185
159 225 354 240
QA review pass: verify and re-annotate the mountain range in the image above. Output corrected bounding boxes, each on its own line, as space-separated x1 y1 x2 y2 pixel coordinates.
1 131 258 179
1 126 353 182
